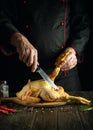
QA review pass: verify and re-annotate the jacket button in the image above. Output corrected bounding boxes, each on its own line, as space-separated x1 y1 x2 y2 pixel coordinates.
60 0 65 3
25 24 30 29
23 0 27 4
61 45 64 49
61 21 64 26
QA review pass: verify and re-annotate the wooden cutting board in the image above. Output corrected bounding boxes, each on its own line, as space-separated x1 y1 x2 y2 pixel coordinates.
0 97 67 107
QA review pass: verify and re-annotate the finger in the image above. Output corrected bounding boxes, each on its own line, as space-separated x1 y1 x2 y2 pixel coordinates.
17 47 26 61
60 55 77 71
68 54 77 66
29 49 35 65
58 52 72 67
16 47 22 61
63 52 73 63
26 49 34 67
22 48 30 63
31 56 38 72
63 53 77 66
61 59 77 71
31 51 38 72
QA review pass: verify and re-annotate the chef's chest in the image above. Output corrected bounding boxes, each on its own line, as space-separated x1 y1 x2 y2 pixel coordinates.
18 0 69 25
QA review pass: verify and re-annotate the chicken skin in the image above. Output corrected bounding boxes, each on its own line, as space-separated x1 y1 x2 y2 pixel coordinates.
16 67 91 105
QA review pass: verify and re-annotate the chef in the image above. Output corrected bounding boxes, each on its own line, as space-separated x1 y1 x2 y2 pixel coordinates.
0 0 89 91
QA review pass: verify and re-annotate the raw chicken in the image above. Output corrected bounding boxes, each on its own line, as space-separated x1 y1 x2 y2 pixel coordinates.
16 67 91 105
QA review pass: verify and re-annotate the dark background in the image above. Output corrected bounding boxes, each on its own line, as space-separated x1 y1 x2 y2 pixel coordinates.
0 0 93 91
78 1 93 91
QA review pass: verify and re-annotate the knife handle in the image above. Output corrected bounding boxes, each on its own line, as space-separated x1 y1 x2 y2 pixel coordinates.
36 65 41 73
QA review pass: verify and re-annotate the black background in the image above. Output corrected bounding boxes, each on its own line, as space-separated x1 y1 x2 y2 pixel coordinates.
78 0 93 90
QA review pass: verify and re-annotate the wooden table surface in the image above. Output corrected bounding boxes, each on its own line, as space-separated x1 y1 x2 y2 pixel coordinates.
0 91 93 130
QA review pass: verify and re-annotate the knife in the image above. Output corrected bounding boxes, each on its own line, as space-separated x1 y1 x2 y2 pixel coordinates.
36 66 58 89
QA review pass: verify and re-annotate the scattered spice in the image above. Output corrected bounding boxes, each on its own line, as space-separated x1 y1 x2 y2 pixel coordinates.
28 107 34 112
41 107 44 110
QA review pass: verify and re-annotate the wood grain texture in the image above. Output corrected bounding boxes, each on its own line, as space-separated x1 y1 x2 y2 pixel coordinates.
0 91 93 130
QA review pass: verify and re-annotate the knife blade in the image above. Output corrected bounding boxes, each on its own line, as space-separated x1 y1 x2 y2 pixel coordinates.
36 66 58 89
